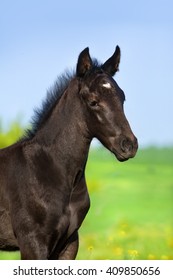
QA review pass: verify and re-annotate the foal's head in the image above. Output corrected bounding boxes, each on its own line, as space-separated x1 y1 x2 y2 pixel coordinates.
76 46 138 161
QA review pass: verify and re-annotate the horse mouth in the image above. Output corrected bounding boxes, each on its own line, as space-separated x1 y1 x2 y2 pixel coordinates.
113 151 130 162
112 147 138 162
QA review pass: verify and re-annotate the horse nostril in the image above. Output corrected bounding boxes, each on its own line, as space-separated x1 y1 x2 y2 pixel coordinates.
120 138 133 153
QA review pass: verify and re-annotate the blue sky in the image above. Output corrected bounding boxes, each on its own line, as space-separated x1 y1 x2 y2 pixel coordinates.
1 0 173 146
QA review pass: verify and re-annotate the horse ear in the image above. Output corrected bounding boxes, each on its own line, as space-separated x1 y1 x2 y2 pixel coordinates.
76 47 92 77
102 46 121 76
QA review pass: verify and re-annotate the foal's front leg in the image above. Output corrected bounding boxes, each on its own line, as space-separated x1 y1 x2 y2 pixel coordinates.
49 231 79 260
18 232 49 260
58 231 79 260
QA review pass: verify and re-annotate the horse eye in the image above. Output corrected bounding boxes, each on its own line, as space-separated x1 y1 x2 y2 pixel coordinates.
89 100 98 107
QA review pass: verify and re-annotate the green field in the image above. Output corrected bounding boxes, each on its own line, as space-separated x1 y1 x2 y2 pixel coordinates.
77 146 173 260
0 124 173 260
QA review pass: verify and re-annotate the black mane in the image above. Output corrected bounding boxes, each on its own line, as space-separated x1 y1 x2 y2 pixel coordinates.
21 59 101 141
22 70 74 141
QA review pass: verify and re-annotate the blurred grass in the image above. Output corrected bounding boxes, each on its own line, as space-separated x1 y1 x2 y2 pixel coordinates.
77 146 173 260
0 122 173 259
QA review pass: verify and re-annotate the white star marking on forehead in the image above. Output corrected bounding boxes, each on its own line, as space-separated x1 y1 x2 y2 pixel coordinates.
102 82 112 89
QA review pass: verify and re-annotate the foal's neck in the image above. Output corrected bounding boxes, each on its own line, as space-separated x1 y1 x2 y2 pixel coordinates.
35 79 91 168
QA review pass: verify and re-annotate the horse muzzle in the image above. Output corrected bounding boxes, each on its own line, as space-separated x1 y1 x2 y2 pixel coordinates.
113 135 138 162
